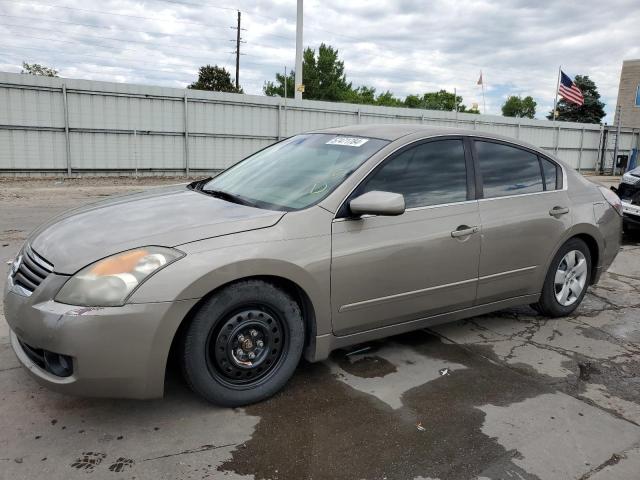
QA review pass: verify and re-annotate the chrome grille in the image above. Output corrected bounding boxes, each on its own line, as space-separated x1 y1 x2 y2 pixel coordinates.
13 244 54 294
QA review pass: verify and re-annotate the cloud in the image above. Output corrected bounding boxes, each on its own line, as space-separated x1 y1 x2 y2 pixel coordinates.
1 0 638 121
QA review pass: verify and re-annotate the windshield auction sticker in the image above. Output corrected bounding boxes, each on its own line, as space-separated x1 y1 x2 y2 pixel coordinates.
326 136 369 147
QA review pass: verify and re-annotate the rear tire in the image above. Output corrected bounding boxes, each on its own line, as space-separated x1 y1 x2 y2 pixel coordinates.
181 280 305 407
532 238 591 317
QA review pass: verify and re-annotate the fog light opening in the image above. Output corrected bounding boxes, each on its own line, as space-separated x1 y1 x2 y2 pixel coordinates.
43 351 74 378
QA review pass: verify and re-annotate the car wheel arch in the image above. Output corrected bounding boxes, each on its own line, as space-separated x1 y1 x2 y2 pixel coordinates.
543 226 602 287
166 274 319 383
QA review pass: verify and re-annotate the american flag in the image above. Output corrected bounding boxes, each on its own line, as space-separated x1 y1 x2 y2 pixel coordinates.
558 71 584 106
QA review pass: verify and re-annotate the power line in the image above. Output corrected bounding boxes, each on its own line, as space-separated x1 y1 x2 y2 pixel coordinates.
0 0 235 30
5 31 232 64
3 38 286 71
1 0 436 63
0 14 274 58
0 46 198 77
3 32 456 91
0 0 293 40
0 22 229 52
0 0 471 93
0 22 263 65
0 0 404 62
0 44 291 95
152 0 236 13
0 13 227 42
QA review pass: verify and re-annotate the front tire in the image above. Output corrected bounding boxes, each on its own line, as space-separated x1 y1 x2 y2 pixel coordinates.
532 238 591 317
181 280 305 407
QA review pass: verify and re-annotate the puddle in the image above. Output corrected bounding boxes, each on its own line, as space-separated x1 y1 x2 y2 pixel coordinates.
336 354 397 378
218 332 548 480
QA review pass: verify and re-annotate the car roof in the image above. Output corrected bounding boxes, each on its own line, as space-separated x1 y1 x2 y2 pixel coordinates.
312 123 543 153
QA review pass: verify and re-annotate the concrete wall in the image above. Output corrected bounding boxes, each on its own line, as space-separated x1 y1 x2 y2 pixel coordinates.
0 71 638 175
615 59 640 130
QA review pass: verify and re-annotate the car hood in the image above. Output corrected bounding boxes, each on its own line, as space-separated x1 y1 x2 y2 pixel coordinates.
29 184 285 274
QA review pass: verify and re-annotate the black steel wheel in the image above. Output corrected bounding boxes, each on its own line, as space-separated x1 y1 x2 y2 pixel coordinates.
207 307 286 388
181 280 305 406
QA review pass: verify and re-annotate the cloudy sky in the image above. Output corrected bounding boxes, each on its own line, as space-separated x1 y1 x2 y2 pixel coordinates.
1 0 639 121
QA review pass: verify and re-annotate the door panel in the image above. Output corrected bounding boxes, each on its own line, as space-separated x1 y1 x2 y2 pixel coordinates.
472 138 571 304
331 202 481 336
477 191 572 302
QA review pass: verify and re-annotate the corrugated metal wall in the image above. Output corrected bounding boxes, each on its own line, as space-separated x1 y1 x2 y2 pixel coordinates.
1 71 638 175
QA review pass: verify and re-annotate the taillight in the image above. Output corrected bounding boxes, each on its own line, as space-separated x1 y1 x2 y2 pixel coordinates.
599 186 623 216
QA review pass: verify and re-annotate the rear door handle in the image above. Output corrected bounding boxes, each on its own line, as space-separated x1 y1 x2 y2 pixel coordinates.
549 206 570 216
451 225 480 238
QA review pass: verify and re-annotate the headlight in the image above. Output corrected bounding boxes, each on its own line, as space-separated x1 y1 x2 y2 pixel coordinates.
55 247 184 307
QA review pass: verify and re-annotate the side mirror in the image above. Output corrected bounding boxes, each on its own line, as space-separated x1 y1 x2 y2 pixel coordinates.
349 191 405 217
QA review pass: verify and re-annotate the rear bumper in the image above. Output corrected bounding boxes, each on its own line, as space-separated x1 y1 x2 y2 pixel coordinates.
4 275 197 399
592 204 623 285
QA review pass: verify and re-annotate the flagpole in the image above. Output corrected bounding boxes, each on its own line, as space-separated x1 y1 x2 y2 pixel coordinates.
553 66 561 121
454 87 459 125
481 71 486 114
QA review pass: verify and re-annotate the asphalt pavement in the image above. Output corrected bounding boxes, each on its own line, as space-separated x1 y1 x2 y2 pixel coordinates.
1 177 639 480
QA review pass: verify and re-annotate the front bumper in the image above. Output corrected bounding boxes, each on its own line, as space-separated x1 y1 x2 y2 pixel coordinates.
4 273 198 399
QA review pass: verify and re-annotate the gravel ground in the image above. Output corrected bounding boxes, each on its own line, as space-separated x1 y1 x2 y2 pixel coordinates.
1 176 640 480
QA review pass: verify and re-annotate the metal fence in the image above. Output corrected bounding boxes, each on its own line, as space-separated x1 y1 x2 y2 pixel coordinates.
1 71 639 176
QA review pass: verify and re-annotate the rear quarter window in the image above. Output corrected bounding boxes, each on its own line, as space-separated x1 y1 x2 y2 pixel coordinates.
541 157 560 190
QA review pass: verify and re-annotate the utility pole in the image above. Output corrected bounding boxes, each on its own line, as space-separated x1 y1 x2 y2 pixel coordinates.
230 11 245 90
294 0 303 100
235 11 241 90
612 105 622 175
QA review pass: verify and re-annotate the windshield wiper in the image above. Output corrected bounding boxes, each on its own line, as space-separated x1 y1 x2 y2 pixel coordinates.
202 188 254 207
187 177 212 191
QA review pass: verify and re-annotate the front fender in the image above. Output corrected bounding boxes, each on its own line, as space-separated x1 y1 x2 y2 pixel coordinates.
129 209 333 337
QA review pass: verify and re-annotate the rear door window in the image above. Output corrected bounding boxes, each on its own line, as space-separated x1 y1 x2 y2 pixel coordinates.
475 141 543 198
360 139 468 208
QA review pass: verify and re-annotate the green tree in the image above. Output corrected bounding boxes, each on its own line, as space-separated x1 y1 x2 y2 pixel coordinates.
501 95 537 118
341 85 377 104
547 75 605 123
263 70 295 98
422 90 466 111
402 90 468 111
189 65 241 93
264 44 351 101
403 94 423 109
262 44 481 115
375 90 404 107
303 43 352 101
21 62 58 77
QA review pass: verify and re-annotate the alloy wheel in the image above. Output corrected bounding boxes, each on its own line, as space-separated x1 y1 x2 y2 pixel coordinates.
554 250 588 306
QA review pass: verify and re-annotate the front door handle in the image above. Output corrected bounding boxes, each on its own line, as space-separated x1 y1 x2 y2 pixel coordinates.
451 225 480 238
549 206 570 217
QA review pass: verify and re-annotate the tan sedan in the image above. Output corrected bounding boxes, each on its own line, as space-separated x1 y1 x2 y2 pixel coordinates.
4 125 622 406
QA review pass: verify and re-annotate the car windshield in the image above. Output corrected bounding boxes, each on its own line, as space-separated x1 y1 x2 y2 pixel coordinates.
202 134 389 210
